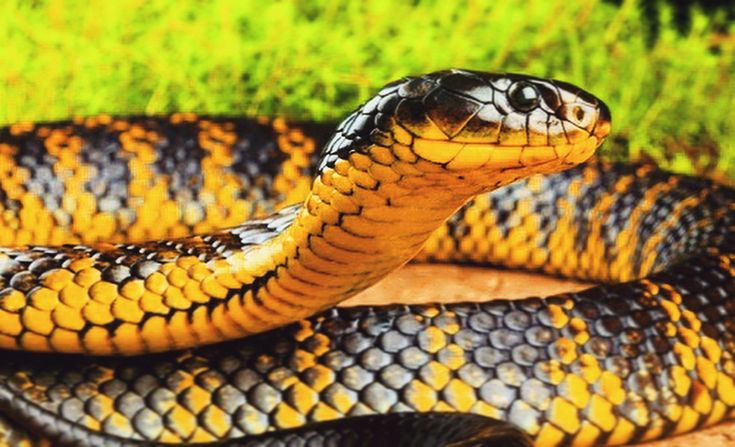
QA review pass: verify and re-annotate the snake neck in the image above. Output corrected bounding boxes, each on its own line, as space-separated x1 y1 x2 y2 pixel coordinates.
220 155 480 335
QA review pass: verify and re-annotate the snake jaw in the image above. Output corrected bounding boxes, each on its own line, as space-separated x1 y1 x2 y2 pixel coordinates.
407 132 604 177
3 66 734 447
310 70 612 221
376 70 611 181
317 69 610 181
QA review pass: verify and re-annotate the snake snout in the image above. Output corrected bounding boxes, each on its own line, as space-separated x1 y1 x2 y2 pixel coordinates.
318 69 611 184
387 70 610 147
382 70 611 172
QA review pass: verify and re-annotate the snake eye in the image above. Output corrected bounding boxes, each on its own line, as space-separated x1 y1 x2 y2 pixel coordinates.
507 81 540 112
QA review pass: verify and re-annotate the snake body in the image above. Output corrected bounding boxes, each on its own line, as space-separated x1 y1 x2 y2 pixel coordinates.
0 69 732 446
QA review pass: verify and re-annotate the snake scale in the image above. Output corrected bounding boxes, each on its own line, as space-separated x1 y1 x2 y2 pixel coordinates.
0 69 732 446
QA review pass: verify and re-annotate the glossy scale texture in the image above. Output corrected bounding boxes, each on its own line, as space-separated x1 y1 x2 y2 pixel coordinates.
0 70 609 356
0 70 731 446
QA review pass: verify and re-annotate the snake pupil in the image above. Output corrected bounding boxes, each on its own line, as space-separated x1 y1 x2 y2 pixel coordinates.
507 81 540 112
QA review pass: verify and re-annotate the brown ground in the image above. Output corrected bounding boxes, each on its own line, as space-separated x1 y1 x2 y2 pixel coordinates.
341 264 735 447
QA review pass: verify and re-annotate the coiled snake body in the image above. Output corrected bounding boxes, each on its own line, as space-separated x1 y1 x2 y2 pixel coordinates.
0 70 732 446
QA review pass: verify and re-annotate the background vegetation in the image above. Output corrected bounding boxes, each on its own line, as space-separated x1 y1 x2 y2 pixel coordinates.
0 0 732 179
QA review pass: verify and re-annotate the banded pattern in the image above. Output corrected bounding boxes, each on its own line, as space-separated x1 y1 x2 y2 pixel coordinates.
0 116 331 355
0 70 608 357
422 163 733 283
0 202 733 445
0 159 732 446
0 69 732 447
0 114 324 245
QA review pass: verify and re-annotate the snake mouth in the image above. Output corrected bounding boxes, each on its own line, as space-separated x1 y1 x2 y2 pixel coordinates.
385 70 612 164
409 98 612 171
411 135 603 171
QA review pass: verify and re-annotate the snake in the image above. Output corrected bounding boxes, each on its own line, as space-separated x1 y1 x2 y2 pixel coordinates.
0 68 732 447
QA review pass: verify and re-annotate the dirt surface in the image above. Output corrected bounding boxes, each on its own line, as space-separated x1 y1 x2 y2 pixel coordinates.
342 264 735 447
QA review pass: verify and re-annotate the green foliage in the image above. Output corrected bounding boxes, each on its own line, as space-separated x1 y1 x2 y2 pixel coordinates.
0 0 732 177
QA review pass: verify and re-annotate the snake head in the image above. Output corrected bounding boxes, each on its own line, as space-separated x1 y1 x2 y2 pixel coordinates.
319 69 610 193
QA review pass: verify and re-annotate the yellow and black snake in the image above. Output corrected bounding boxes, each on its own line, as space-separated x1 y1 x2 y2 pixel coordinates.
0 69 732 446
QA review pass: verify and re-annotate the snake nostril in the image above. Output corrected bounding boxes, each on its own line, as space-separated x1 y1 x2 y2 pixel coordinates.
573 106 585 123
